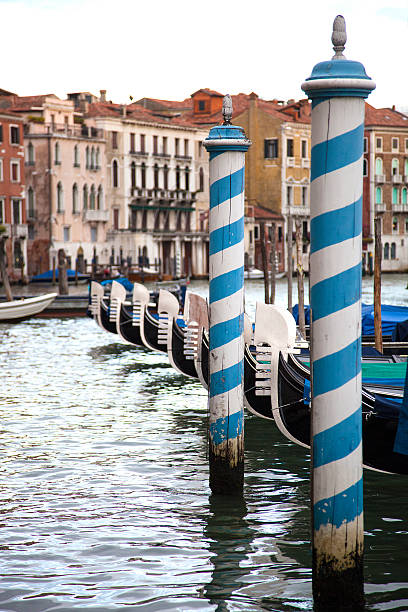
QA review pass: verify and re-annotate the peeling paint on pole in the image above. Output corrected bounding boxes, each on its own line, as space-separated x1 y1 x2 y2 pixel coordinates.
203 97 251 496
302 15 375 611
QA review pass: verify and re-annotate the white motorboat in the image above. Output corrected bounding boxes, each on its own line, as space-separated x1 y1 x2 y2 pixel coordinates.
0 293 57 322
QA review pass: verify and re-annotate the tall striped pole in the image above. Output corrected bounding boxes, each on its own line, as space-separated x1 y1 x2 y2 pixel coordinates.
302 16 375 610
203 95 251 496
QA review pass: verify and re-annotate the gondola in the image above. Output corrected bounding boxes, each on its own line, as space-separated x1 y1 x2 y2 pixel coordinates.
168 316 198 378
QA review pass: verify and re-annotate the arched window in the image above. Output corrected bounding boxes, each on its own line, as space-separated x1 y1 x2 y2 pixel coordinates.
392 158 399 176
90 185 96 210
131 162 136 189
154 164 159 189
54 142 60 165
375 157 383 175
384 242 389 260
74 145 79 167
185 166 189 191
141 163 146 189
96 147 100 169
91 146 95 170
27 187 35 218
57 181 64 212
27 142 35 165
83 184 88 210
405 158 408 176
86 146 90 169
163 165 169 190
154 210 160 230
375 187 382 204
402 188 408 205
185 211 191 232
72 183 79 213
97 185 103 210
199 167 204 192
391 242 397 259
392 187 399 205
112 160 118 188
175 165 180 190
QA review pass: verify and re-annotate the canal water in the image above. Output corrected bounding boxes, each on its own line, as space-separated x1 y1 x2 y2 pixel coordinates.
1 275 408 611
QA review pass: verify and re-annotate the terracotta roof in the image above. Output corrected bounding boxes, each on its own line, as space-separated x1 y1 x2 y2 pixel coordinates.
365 103 408 128
2 94 63 112
191 88 223 97
253 205 283 220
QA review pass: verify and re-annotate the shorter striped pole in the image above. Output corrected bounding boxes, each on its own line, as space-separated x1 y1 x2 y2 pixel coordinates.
302 16 375 611
203 96 251 496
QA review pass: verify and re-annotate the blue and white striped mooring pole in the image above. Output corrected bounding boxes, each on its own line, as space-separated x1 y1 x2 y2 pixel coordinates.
302 16 375 611
203 96 251 495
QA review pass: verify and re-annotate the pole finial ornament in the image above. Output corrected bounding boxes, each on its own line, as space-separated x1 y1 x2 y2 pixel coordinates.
332 14 346 60
222 94 233 125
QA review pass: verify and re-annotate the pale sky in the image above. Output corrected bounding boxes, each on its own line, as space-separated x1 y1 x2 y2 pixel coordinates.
2 0 407 111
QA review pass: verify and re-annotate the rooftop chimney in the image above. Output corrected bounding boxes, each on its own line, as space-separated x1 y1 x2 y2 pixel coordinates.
100 89 106 102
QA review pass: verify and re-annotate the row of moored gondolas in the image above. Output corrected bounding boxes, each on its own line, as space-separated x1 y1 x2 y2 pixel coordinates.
89 280 408 476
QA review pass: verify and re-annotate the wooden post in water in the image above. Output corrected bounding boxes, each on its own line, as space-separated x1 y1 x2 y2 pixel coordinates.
0 234 13 301
302 15 375 611
58 248 69 295
260 221 270 304
270 222 276 304
52 256 56 285
203 94 251 496
287 214 293 313
295 218 306 338
374 217 383 353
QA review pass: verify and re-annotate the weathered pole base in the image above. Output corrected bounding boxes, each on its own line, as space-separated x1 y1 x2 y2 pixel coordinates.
209 437 244 496
313 551 364 611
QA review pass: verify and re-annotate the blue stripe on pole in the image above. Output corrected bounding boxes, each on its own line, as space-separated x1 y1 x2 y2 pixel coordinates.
209 151 225 160
209 360 244 398
314 477 363 530
313 407 362 467
209 408 243 445
313 337 361 397
209 217 244 256
311 123 364 181
310 197 362 254
210 167 245 209
210 314 243 351
210 267 244 304
311 262 361 322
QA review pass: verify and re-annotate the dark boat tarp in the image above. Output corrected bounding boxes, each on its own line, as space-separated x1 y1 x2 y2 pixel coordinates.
31 269 89 282
101 277 134 292
293 303 408 337
392 319 408 342
394 365 408 455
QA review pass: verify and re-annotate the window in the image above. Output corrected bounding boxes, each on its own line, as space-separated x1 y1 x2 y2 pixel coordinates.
54 142 60 164
392 217 398 233
392 187 399 205
185 166 189 191
57 182 64 212
0 125 2 142
97 185 103 210
176 165 180 189
28 225 35 240
163 136 167 155
153 135 158 154
402 188 408 205
264 138 278 159
154 164 159 189
302 185 308 206
198 141 203 157
131 162 136 189
363 137 368 153
10 125 20 145
0 198 4 223
376 137 382 151
384 242 389 259
406 139 408 152
72 183 79 213
27 142 35 165
27 187 35 219
113 208 119 230
112 131 118 149
286 139 294 157
405 218 408 233
184 139 189 156
254 225 259 240
74 145 79 167
90 185 95 210
287 185 293 205
91 146 95 170
140 134 145 153
392 138 399 152
392 158 399 176
198 100 206 111
375 157 383 175
83 184 88 210
95 147 100 169
175 138 179 156
301 139 307 158
391 242 397 259
163 165 169 190
141 162 146 188
199 167 204 192
10 160 20 182
130 133 135 152
86 146 90 169
376 187 382 204
0 159 3 181
13 239 22 268
278 226 283 242
63 226 70 242
362 158 367 176
405 158 408 176
91 226 97 242
249 230 253 244
112 160 118 188
12 199 22 224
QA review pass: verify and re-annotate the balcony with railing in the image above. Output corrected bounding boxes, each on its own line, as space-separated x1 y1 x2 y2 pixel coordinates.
392 174 403 184
24 122 104 140
375 173 386 183
301 158 310 168
174 154 192 161
83 209 109 222
129 149 148 157
375 202 386 212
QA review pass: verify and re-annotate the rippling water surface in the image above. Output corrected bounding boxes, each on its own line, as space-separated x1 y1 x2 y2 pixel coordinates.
0 277 408 611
